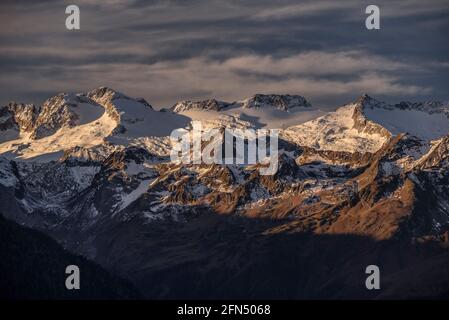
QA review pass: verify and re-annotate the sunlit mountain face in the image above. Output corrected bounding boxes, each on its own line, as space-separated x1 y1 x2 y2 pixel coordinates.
1 87 449 299
1 0 449 300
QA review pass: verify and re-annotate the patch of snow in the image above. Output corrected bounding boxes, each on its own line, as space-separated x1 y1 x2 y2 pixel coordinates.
364 107 449 141
250 186 270 201
191 184 209 196
107 98 190 139
116 179 154 211
69 166 100 189
179 106 324 130
90 204 99 218
283 104 387 153
71 101 105 125
0 110 117 161
381 161 400 176
125 161 144 176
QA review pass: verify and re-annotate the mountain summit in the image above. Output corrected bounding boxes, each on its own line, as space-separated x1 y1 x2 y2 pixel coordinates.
1 88 449 299
171 94 311 113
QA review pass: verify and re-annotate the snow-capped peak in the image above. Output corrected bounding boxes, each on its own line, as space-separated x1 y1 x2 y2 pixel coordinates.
1 89 448 163
283 94 449 154
0 87 187 161
171 99 228 113
86 86 128 104
355 94 390 110
394 100 449 118
0 102 39 142
31 92 106 139
282 101 389 153
358 95 449 142
239 94 312 110
356 94 449 118
171 94 312 113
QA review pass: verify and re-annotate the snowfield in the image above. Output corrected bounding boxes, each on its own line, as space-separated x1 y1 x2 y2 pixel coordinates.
282 104 388 153
364 107 449 141
0 88 448 162
283 97 449 153
0 110 117 161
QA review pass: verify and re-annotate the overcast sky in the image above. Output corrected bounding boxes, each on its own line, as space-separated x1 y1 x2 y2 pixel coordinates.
0 0 448 109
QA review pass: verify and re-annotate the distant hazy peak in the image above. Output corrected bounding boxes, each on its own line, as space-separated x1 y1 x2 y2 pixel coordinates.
171 98 229 113
86 86 127 102
171 94 312 113
394 100 449 118
355 94 449 118
240 94 312 110
352 94 449 142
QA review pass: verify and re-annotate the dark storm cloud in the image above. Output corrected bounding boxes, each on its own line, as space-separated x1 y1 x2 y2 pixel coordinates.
0 0 448 108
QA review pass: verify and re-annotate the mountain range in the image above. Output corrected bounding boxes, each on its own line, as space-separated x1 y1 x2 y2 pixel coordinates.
1 87 449 299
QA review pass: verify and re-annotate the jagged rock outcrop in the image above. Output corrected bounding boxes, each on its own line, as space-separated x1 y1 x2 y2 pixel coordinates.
0 103 39 143
86 86 155 122
351 94 392 139
414 134 449 169
240 94 311 110
297 146 373 167
32 93 101 139
0 102 39 132
171 98 229 112
171 94 312 113
395 100 449 118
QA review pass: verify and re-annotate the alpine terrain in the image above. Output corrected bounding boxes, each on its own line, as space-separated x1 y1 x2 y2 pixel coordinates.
1 87 449 299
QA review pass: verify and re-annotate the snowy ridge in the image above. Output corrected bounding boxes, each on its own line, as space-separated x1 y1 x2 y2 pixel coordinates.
360 95 449 141
0 87 190 161
32 93 106 139
283 95 449 153
173 94 322 130
239 94 311 110
2 90 449 300
282 103 388 153
1 89 448 163
0 104 117 161
171 99 229 113
171 94 312 113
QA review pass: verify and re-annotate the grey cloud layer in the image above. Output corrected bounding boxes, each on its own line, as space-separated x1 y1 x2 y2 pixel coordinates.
0 0 448 108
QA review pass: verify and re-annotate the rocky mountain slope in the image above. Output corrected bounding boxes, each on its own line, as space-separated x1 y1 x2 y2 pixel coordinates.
1 87 449 299
171 94 322 130
282 94 449 153
171 94 312 112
